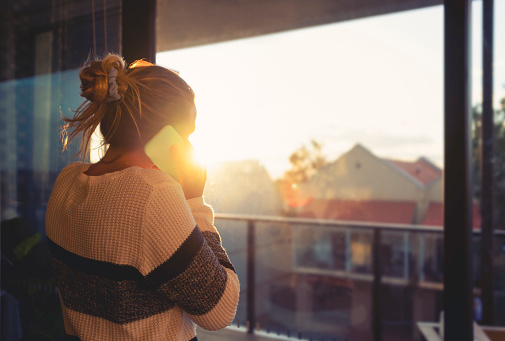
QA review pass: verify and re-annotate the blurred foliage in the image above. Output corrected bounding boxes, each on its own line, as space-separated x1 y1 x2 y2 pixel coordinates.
282 140 327 184
1 218 64 341
472 97 505 230
277 140 327 216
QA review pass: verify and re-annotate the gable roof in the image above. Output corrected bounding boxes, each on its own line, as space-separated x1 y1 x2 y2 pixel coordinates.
386 158 442 186
299 199 417 224
340 144 442 188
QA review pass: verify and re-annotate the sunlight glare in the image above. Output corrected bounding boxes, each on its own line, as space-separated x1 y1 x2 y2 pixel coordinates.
157 1 505 179
191 146 210 169
89 125 105 163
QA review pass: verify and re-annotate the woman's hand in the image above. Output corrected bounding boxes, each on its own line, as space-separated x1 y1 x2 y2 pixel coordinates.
171 142 207 200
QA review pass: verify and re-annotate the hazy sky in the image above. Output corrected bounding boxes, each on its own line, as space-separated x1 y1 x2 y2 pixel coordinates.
157 1 505 179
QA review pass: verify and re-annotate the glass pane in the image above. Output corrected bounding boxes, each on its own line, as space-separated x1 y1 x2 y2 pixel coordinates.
214 219 249 326
471 0 505 328
157 5 448 340
4 0 505 337
1 1 121 340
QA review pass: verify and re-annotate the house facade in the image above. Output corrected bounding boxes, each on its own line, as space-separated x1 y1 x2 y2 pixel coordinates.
298 144 448 226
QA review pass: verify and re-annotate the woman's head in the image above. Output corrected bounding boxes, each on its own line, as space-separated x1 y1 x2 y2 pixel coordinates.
63 54 196 159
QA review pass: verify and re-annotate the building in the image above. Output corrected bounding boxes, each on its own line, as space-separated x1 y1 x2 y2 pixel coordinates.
297 143 480 228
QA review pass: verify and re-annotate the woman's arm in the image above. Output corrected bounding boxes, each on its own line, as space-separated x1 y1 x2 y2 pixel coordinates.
141 182 239 331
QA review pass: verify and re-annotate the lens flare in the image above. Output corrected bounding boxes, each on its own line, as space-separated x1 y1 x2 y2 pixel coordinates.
282 182 312 208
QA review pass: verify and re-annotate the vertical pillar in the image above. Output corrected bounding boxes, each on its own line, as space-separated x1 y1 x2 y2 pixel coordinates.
122 0 156 63
247 219 256 334
444 0 474 340
481 0 495 326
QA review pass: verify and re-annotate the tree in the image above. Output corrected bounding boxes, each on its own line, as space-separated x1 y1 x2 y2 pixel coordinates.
283 140 327 184
277 140 327 214
472 97 505 229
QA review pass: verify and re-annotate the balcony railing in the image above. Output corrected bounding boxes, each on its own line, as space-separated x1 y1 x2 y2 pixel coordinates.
214 213 505 341
5 214 504 341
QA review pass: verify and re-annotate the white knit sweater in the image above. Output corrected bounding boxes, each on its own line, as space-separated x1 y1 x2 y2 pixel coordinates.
45 162 240 341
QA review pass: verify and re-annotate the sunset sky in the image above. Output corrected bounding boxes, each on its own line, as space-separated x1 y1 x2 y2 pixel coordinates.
157 2 505 179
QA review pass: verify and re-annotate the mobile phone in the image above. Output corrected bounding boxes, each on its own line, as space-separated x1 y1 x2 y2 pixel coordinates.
144 125 184 181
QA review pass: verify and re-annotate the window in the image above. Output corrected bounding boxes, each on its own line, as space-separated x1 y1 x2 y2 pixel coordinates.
155 5 459 340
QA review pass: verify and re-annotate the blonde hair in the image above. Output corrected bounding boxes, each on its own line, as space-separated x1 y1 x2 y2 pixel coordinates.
62 54 195 160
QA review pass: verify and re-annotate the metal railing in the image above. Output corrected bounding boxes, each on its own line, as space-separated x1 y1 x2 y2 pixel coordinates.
214 213 505 340
6 213 503 340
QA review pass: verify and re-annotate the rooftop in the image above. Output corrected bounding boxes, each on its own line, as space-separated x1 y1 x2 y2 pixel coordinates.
386 158 442 185
299 199 417 224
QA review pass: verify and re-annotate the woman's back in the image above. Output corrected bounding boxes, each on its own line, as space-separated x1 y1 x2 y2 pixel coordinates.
46 162 239 340
47 54 239 340
47 163 162 269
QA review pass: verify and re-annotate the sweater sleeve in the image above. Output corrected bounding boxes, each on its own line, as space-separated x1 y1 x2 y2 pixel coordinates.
141 182 240 331
187 197 236 273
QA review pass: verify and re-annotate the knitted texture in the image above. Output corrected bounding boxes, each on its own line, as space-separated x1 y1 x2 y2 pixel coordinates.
45 162 239 340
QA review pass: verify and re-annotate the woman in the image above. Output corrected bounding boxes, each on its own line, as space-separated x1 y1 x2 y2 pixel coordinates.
45 55 239 340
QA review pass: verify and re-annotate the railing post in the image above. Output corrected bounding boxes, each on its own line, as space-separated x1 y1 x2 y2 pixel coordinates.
345 229 351 273
419 234 425 282
247 219 256 334
372 228 382 341
404 232 410 279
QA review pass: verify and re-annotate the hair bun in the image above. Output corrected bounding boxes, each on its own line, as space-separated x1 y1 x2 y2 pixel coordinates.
79 54 126 103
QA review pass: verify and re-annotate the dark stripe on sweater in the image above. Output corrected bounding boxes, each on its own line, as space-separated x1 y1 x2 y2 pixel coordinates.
157 243 228 316
50 226 227 320
64 333 198 341
52 257 176 324
201 231 236 273
48 225 203 288
219 260 236 272
145 226 204 289
48 237 145 284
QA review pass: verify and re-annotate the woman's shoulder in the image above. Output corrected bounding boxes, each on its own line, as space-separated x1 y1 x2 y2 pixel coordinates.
126 167 180 190
53 162 180 194
54 162 88 183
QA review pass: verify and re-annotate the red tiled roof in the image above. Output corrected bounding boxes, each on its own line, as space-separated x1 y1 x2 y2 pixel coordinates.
387 158 441 185
422 202 481 229
421 202 443 226
299 199 417 224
